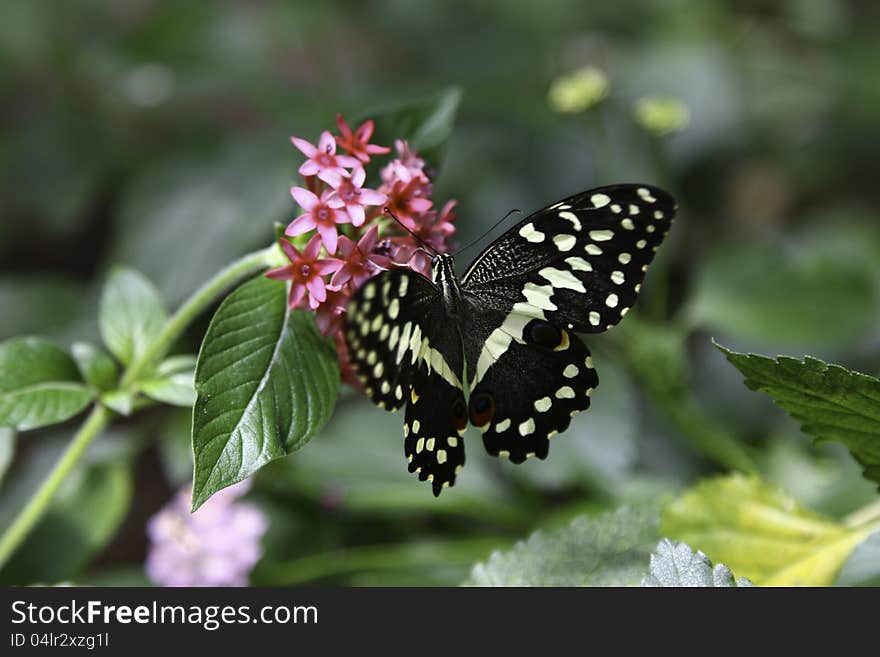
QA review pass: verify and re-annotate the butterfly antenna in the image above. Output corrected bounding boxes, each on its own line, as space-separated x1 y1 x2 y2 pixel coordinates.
451 208 520 257
384 207 438 256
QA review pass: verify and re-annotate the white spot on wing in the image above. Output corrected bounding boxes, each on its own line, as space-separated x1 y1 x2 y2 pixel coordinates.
519 222 545 243
519 418 536 435
558 210 581 231
553 234 576 252
590 193 611 208
565 256 592 272
555 386 575 399
539 267 586 292
534 397 552 412
589 229 614 242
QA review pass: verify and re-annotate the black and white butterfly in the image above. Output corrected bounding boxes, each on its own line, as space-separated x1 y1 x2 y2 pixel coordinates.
344 184 676 495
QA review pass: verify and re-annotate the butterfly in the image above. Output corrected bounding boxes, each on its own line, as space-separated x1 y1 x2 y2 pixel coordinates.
344 184 676 495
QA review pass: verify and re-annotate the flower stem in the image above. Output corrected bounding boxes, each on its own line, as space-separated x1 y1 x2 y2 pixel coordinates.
0 405 109 567
0 245 279 572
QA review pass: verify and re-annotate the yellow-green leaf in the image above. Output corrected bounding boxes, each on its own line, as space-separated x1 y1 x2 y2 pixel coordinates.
660 474 879 586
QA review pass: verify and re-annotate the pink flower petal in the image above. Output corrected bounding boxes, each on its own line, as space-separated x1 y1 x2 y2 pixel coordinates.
306 276 327 303
329 268 351 288
288 283 307 308
279 239 301 262
359 189 387 206
347 204 366 227
291 187 319 211
299 161 320 176
291 136 317 157
366 143 391 155
315 258 344 275
317 223 338 254
317 169 343 187
332 207 352 225
284 214 316 236
351 167 366 187
358 224 380 251
266 264 293 280
336 114 352 138
336 235 356 258
303 234 324 260
356 120 374 141
325 195 345 209
410 197 433 213
318 131 336 154
336 155 362 169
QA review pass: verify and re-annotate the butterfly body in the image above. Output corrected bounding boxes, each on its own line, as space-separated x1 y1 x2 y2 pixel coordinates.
344 184 676 495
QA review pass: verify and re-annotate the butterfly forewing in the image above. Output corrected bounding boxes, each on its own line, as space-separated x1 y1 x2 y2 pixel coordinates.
462 184 676 333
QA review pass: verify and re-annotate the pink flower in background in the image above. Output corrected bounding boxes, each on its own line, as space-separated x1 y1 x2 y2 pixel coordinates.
381 139 426 184
287 187 351 254
145 479 267 587
327 167 386 227
266 235 343 309
292 131 360 186
334 115 390 163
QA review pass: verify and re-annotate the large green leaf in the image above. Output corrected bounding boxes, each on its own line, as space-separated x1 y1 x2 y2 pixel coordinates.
191 275 339 510
660 474 878 586
465 505 660 586
0 336 94 430
99 267 168 366
717 344 880 485
686 241 876 348
641 539 752 587
366 87 462 174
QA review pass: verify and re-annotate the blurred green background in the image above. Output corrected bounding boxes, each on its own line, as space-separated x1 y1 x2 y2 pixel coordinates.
1 0 880 585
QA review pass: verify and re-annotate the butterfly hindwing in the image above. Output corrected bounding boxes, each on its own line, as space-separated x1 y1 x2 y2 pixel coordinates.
462 310 598 463
461 184 676 333
404 361 467 496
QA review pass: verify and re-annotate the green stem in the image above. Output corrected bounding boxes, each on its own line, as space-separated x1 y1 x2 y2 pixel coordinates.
0 405 110 567
0 245 279 571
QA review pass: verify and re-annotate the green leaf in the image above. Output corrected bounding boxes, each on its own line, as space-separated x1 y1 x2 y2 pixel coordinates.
191 275 339 511
836 529 880 586
71 342 119 391
100 390 135 416
641 539 753 587
139 371 196 407
660 474 878 586
99 267 168 366
716 344 880 485
686 241 876 348
367 87 462 173
0 336 94 430
465 505 660 586
156 354 198 376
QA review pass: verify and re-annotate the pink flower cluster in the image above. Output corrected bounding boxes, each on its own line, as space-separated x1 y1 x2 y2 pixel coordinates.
267 115 457 385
